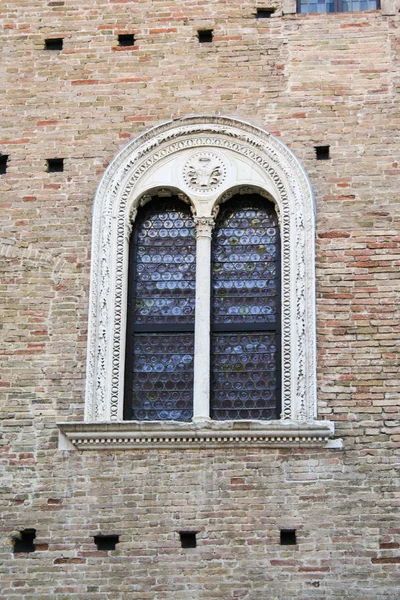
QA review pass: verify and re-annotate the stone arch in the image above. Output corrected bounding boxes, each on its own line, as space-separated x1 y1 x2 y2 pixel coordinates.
85 116 317 424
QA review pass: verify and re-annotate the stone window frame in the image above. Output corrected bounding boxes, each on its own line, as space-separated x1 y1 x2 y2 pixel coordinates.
58 116 339 450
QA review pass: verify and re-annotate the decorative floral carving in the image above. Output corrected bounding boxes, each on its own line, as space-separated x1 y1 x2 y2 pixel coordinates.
194 216 215 238
183 152 227 193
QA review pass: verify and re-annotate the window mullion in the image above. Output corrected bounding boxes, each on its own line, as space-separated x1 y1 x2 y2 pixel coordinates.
193 216 215 421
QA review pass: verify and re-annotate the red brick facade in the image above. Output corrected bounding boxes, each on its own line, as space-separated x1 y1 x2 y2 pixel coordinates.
1 1 399 598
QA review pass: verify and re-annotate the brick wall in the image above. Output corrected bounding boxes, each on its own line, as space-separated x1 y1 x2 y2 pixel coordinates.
1 1 399 598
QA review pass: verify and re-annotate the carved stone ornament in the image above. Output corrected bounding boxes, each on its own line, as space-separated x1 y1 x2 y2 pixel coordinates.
58 115 337 450
183 151 227 194
194 216 215 238
58 420 339 451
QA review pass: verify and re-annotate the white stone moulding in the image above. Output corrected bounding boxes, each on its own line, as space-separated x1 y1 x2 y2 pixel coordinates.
58 115 338 450
58 421 341 451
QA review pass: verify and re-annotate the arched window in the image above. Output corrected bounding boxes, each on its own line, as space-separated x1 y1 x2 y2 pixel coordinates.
211 195 280 420
124 197 196 421
59 117 336 451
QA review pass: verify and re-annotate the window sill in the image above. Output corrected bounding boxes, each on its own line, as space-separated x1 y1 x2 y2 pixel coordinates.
58 420 341 451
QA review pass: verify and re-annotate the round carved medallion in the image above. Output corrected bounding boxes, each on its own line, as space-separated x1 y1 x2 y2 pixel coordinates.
182 151 227 194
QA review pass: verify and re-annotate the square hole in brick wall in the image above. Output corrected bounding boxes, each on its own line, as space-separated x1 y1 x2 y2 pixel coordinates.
47 158 64 172
198 30 213 44
179 531 197 548
0 155 8 174
118 34 135 47
94 535 119 551
256 8 275 18
280 529 297 545
315 145 330 160
13 529 36 553
45 38 63 51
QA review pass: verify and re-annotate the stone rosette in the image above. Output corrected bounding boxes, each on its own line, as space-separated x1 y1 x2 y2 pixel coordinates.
182 151 228 194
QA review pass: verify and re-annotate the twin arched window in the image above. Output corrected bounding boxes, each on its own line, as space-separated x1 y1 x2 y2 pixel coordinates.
124 194 281 422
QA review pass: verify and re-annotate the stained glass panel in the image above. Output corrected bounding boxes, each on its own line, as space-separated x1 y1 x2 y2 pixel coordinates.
125 198 195 421
212 198 279 324
211 196 280 421
131 333 193 421
211 332 278 420
134 201 196 325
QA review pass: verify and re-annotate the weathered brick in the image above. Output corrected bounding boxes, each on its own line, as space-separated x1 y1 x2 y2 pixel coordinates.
1 2 399 599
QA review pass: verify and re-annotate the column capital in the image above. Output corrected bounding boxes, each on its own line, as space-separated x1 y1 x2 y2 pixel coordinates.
194 216 215 238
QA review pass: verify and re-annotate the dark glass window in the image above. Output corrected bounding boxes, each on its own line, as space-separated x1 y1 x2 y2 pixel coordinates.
298 0 379 12
124 198 196 421
210 195 281 420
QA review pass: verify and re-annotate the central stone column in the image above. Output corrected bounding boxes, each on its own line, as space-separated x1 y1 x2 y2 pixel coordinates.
193 216 215 421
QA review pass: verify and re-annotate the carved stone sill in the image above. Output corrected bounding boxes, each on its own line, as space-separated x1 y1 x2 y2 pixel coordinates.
58 420 341 451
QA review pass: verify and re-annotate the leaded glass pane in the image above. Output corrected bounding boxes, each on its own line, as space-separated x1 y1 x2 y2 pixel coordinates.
211 196 280 421
211 333 278 420
212 198 279 324
125 198 195 421
134 201 196 325
131 333 193 421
